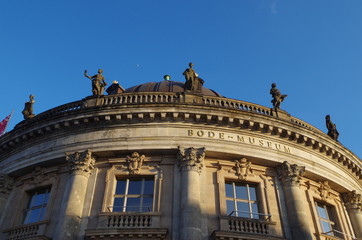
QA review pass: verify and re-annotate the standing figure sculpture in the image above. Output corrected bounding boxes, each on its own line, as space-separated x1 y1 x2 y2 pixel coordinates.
22 95 35 120
84 69 107 95
325 115 339 141
270 83 288 116
183 62 204 93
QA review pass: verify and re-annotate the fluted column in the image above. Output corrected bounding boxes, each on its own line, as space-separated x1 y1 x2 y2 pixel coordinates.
276 161 313 240
0 173 14 221
342 190 362 240
55 150 95 240
177 146 205 240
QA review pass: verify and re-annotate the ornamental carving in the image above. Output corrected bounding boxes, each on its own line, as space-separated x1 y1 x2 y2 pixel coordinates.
0 173 14 199
66 150 96 176
342 190 362 211
177 146 206 173
276 161 305 185
234 157 252 180
126 152 145 174
318 181 331 200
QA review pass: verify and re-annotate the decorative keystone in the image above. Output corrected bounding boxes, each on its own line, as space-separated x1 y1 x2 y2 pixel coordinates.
0 173 14 199
276 161 305 186
342 190 362 211
66 150 95 176
126 152 145 174
177 146 206 173
234 157 252 180
318 181 331 200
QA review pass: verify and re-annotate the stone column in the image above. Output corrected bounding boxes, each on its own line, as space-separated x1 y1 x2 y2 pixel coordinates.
342 190 362 240
177 146 205 240
276 161 313 240
55 150 95 240
0 173 14 221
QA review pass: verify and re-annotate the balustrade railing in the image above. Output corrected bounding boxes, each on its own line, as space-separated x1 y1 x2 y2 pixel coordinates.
4 221 48 240
220 216 271 235
97 212 161 229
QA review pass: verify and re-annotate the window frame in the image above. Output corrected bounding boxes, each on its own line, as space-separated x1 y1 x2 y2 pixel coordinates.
225 181 260 219
314 201 343 238
112 176 155 212
102 165 162 213
23 187 52 224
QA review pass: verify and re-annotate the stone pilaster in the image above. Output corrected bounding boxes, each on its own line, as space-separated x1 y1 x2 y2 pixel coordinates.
54 150 95 240
342 190 362 239
276 161 313 240
0 173 14 219
177 146 205 240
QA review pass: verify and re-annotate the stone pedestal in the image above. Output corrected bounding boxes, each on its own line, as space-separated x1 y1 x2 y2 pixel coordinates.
276 161 313 240
177 146 205 240
54 150 95 240
342 190 362 240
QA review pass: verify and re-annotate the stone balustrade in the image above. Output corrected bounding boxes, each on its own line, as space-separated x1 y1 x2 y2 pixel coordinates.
97 212 161 229
4 221 48 240
220 216 271 235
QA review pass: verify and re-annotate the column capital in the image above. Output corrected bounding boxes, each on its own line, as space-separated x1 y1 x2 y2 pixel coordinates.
276 161 305 186
177 146 205 173
66 150 96 177
342 190 362 211
0 173 14 199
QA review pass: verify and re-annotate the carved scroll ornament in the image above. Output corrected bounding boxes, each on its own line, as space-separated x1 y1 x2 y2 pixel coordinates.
234 157 252 180
318 181 331 200
126 152 145 174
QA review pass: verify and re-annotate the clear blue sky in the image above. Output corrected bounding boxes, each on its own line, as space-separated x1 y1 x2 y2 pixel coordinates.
1 0 361 158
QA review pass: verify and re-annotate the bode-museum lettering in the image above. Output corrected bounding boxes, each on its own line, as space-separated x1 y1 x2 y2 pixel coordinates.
187 129 291 153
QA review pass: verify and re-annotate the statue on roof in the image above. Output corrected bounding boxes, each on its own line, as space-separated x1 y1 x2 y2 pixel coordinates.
270 83 287 116
183 62 204 93
22 95 35 120
84 69 107 95
325 115 339 141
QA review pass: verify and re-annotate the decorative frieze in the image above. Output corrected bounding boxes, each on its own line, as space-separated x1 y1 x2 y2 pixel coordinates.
276 161 305 185
318 181 331 200
233 157 252 180
126 152 145 174
0 173 14 199
342 190 362 211
177 146 206 173
66 150 96 176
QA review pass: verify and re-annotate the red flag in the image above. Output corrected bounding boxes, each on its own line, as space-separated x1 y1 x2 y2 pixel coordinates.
0 113 12 135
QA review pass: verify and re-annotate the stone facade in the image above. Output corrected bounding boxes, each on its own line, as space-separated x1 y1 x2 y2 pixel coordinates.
0 81 361 240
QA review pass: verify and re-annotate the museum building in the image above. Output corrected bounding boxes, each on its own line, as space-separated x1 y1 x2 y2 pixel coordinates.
0 68 361 240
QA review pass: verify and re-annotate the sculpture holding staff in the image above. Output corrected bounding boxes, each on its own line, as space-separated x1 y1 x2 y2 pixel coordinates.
270 83 287 116
84 69 107 95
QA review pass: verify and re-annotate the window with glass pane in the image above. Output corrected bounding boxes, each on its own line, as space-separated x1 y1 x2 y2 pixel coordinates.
113 177 154 212
23 188 51 224
225 181 259 219
315 202 338 236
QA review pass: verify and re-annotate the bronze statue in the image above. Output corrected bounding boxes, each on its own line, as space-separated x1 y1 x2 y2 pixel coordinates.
270 83 287 115
325 115 339 140
183 63 204 93
22 95 35 120
84 69 107 95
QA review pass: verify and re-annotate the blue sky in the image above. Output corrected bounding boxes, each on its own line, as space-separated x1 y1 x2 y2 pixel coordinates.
1 0 362 158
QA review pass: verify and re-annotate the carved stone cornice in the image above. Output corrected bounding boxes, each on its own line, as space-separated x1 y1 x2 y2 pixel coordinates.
276 161 305 186
126 152 145 174
66 150 95 177
342 190 362 211
234 157 252 180
0 173 14 199
177 146 205 173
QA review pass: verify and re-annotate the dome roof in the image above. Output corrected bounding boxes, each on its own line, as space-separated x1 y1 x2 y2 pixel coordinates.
124 80 223 97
